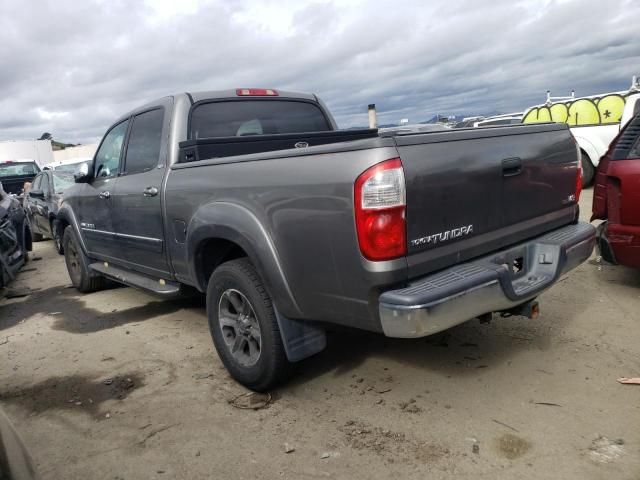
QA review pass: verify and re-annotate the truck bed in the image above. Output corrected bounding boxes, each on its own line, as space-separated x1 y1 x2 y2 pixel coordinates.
167 122 580 331
178 128 379 162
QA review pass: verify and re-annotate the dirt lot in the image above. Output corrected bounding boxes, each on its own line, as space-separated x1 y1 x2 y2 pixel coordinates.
1 189 639 479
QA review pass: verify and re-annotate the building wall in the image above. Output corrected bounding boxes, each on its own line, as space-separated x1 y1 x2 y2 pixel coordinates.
0 140 54 168
52 144 98 162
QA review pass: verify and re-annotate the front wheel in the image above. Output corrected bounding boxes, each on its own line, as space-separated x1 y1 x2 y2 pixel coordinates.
206 258 291 391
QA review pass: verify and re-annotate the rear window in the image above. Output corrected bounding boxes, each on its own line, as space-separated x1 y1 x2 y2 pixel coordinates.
0 162 39 178
190 100 331 139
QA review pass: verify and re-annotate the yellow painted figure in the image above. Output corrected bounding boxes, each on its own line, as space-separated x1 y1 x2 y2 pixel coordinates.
523 93 627 126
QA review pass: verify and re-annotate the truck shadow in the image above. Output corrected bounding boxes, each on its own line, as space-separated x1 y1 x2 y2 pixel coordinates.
285 309 586 389
0 285 204 334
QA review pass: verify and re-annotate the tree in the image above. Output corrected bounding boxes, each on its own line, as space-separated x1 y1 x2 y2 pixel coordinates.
38 132 52 141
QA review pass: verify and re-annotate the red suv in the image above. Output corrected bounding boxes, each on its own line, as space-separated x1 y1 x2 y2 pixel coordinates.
592 104 640 268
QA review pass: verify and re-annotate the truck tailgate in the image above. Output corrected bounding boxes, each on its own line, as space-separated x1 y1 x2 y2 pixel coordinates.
395 124 580 277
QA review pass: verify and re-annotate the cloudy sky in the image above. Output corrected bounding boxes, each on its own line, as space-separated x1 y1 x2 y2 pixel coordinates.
1 0 639 143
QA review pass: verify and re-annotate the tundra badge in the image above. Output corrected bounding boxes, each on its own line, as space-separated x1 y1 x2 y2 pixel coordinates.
411 225 474 247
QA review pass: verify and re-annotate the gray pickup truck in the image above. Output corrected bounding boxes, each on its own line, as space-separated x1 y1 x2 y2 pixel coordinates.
58 88 596 390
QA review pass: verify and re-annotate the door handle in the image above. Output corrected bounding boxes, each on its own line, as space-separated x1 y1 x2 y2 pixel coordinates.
502 157 523 177
99 191 111 199
143 186 159 197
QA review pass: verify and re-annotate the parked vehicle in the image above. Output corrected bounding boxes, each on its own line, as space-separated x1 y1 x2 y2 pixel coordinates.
44 157 92 173
379 124 448 134
523 76 640 186
23 170 74 253
58 88 595 391
454 116 484 128
592 101 640 269
474 113 523 128
0 182 32 289
0 160 41 196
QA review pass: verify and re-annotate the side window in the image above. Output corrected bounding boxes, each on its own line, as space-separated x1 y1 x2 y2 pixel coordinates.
94 120 129 178
124 109 164 174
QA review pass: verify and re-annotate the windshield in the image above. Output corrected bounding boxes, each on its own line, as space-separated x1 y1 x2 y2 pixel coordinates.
52 172 75 193
0 162 39 178
190 100 331 139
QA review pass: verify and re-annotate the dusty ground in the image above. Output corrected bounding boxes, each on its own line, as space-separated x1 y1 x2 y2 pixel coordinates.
1 189 639 480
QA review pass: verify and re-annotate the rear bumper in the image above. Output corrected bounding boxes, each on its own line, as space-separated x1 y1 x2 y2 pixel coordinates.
378 222 596 338
596 221 640 269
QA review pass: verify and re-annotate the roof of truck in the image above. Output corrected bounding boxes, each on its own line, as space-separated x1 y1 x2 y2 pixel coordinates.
113 89 322 126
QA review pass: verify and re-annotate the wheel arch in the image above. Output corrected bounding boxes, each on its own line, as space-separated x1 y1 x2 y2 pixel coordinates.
56 206 87 254
186 202 302 318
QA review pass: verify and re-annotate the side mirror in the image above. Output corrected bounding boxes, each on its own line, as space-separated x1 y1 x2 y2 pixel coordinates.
74 162 93 183
29 189 44 199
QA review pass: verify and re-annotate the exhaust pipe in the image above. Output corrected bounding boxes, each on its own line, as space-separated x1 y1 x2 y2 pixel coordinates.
368 104 377 129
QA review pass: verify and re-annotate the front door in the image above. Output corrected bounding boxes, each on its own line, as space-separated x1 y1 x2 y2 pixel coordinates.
76 119 129 260
38 172 53 236
110 104 171 277
26 173 44 235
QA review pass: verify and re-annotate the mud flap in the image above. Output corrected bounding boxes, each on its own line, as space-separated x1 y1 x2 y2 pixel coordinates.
274 309 327 362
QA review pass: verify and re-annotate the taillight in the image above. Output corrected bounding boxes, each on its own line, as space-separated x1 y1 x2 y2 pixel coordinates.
235 88 278 96
354 158 407 261
576 159 583 202
571 134 582 202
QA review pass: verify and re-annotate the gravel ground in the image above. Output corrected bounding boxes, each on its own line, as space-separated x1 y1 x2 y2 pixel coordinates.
1 189 639 480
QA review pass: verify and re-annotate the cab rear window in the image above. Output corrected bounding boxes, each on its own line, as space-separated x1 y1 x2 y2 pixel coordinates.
190 100 331 139
0 162 39 177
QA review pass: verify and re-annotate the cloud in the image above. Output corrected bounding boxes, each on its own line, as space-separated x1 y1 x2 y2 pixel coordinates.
0 0 638 143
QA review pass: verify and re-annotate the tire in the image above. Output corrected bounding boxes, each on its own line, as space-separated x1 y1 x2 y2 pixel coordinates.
51 219 64 254
20 223 30 264
206 258 292 391
581 152 595 188
62 226 105 293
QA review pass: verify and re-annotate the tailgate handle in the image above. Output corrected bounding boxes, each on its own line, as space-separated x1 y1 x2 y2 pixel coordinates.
502 157 522 177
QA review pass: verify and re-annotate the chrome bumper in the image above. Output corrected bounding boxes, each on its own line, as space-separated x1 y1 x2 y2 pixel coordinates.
379 222 596 338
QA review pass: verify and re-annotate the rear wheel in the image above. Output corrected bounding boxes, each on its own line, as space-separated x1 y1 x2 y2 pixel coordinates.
581 152 595 187
206 258 291 391
62 226 105 293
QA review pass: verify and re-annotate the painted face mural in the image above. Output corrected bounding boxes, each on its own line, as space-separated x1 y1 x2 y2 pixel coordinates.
523 93 628 126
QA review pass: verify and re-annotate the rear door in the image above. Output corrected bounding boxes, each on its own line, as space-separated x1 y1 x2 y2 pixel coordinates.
110 101 171 277
395 124 580 277
76 119 129 259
